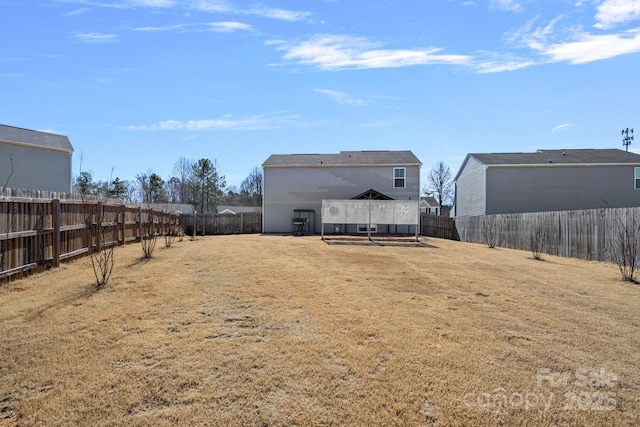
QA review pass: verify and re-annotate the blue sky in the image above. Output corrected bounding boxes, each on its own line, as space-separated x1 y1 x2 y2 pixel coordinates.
2 0 639 188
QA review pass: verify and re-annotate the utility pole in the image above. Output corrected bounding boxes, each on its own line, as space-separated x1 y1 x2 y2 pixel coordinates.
622 128 634 151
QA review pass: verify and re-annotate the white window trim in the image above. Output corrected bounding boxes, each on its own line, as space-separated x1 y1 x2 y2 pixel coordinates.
393 167 406 188
635 167 640 190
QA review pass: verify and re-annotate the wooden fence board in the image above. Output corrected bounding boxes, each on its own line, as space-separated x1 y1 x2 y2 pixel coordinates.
420 214 455 239
1 193 265 282
455 207 640 263
0 198 182 283
182 212 262 236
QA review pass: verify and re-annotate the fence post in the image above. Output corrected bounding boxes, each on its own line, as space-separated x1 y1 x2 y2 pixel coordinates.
120 204 126 245
52 199 60 267
240 213 244 234
96 202 102 251
138 207 143 242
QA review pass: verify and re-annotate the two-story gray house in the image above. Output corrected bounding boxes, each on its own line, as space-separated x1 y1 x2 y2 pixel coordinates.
0 124 74 193
262 150 422 234
454 148 640 217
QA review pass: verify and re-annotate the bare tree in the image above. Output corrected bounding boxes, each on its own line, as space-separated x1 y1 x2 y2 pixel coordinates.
240 166 263 208
172 157 195 204
609 211 640 283
164 215 183 248
88 202 116 288
529 216 547 261
1 154 13 193
0 154 14 272
482 215 498 248
423 162 453 214
140 207 157 258
79 181 115 289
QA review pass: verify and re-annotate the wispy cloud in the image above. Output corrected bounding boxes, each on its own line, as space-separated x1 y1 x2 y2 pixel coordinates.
541 29 640 64
595 0 640 29
127 111 298 131
552 123 575 132
65 7 90 16
191 1 309 21
315 89 365 106
272 34 471 70
208 21 252 32
56 0 175 9
57 0 309 20
507 12 640 65
490 0 525 13
471 53 537 73
134 21 252 33
243 7 310 22
191 0 231 13
74 32 117 43
128 0 175 6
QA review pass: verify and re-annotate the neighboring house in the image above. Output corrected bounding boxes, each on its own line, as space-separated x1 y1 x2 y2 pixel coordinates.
262 150 422 234
0 124 74 193
454 148 640 217
420 196 441 215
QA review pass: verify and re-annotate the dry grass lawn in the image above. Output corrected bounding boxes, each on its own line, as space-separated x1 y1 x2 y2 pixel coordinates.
1 234 639 426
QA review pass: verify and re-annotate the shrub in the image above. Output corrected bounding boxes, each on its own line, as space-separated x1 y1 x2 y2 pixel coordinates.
529 216 547 261
482 215 498 248
86 202 115 289
141 209 157 258
609 212 640 283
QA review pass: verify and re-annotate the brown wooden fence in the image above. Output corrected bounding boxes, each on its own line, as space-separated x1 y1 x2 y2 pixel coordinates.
455 207 640 263
420 214 455 239
182 212 262 236
0 197 180 282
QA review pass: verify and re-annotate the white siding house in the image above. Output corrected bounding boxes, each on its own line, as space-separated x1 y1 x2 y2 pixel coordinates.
420 197 441 215
262 150 422 234
454 149 640 217
0 125 74 193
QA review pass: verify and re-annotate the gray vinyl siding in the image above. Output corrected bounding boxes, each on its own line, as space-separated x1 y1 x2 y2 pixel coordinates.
0 142 72 192
485 165 640 214
455 157 486 217
263 165 420 233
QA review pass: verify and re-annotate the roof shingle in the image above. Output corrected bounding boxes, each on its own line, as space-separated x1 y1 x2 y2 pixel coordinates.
263 150 421 167
471 149 640 165
0 124 73 153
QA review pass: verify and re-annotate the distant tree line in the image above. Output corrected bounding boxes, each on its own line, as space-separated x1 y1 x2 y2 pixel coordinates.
72 158 262 213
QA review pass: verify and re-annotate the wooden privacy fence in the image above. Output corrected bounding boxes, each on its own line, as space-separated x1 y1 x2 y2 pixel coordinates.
182 212 262 236
455 207 640 263
0 198 181 282
420 214 455 239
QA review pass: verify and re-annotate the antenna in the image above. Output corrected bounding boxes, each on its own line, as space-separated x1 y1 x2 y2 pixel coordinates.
622 128 634 152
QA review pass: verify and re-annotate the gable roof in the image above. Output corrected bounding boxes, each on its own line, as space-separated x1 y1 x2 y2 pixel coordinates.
456 148 640 182
0 124 73 153
420 196 439 207
471 149 640 166
352 189 394 200
263 150 421 167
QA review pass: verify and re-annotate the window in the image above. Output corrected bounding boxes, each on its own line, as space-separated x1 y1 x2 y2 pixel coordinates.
636 167 640 189
357 224 377 233
393 167 406 188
